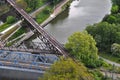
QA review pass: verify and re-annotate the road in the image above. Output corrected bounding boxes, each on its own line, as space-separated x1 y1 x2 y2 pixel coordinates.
100 57 120 67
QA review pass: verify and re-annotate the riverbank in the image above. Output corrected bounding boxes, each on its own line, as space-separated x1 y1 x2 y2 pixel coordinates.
40 0 70 27
85 0 120 66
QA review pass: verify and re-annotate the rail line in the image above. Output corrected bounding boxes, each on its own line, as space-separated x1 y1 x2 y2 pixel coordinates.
6 0 69 57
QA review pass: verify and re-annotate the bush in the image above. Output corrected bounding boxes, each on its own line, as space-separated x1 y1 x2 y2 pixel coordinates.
90 70 104 80
65 31 101 68
85 59 103 68
111 5 119 14
6 16 16 24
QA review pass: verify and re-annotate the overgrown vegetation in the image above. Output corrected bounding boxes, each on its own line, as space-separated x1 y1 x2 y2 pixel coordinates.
0 23 11 32
6 16 16 24
16 0 49 12
65 31 103 68
99 52 120 64
40 58 94 80
0 16 16 32
36 5 53 24
8 27 27 40
86 0 120 63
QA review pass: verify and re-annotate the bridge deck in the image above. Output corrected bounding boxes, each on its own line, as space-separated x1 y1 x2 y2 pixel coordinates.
0 47 54 54
6 0 68 57
0 50 58 72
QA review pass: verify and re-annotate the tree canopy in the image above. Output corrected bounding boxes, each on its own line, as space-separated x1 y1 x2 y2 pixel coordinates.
6 16 16 24
40 58 94 80
65 31 102 68
111 43 120 57
86 22 120 52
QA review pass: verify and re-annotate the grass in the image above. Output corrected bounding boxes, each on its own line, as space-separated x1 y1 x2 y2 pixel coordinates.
6 36 23 47
36 0 48 9
25 0 48 12
99 52 120 64
8 27 27 40
36 5 53 24
0 23 11 32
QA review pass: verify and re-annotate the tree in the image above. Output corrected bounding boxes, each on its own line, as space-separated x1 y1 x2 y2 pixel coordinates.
112 0 120 7
65 31 101 68
106 15 117 24
40 58 94 80
105 14 120 24
111 5 119 14
24 0 38 10
111 43 120 57
86 22 120 52
6 16 16 24
115 32 120 43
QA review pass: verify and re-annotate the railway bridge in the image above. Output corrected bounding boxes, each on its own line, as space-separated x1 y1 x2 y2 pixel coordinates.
5 0 69 57
0 0 69 78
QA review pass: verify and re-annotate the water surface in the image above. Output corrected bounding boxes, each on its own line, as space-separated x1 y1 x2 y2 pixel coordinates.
44 0 112 43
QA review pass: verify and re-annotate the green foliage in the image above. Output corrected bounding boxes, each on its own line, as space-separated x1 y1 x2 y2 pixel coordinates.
104 13 120 24
9 27 26 40
6 16 16 24
36 6 52 23
40 58 94 80
24 0 48 12
24 0 38 10
89 0 120 63
43 7 51 14
99 52 120 64
106 15 116 24
0 23 11 32
49 0 61 4
111 5 119 14
25 7 32 12
112 0 120 7
90 70 104 80
111 43 120 57
36 11 49 24
65 31 102 68
86 22 120 52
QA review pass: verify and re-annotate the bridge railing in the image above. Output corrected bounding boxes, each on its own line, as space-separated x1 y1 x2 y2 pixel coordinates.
0 50 58 71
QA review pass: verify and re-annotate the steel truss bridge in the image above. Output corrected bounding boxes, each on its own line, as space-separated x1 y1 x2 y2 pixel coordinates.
0 50 58 73
0 0 69 75
5 0 68 57
1 41 58 54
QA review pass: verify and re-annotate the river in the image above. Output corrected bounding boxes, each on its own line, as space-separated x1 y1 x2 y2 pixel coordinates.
1 0 112 79
41 0 112 44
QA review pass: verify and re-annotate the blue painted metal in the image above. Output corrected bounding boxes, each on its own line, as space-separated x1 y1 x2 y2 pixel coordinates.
0 50 58 72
